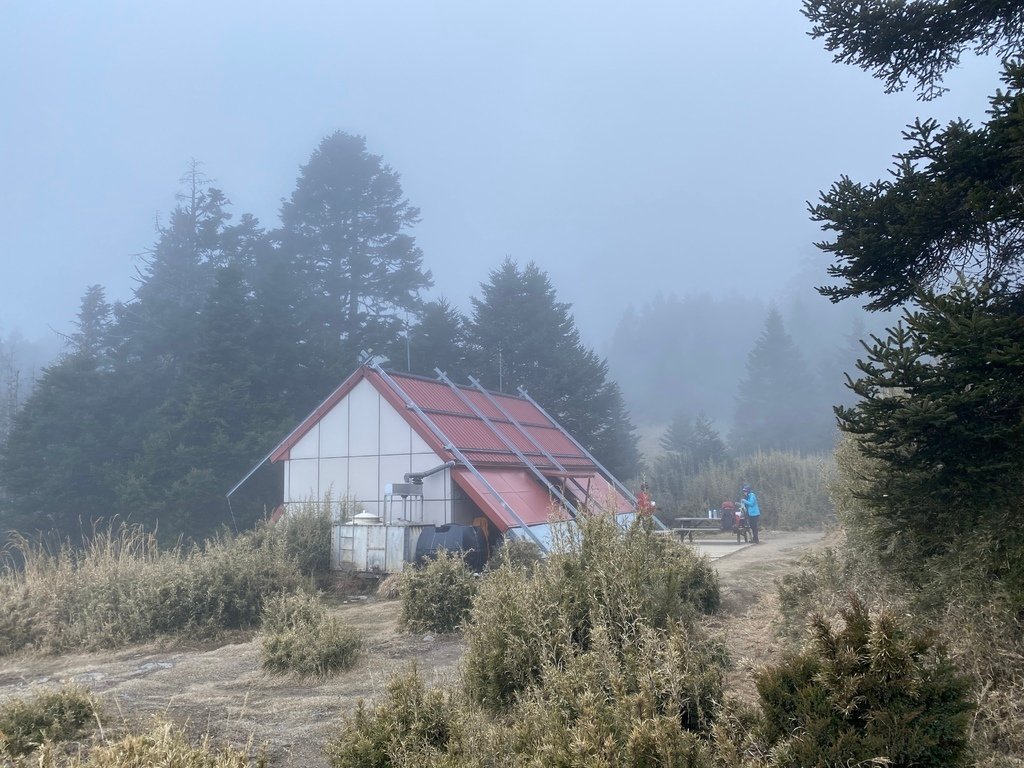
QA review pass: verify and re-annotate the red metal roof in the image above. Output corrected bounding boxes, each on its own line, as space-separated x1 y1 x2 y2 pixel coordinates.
269 366 597 471
452 467 568 530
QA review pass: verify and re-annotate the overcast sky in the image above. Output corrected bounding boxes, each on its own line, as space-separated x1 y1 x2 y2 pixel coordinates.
0 1 1000 354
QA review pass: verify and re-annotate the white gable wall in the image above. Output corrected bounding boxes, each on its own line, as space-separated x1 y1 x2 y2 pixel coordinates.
282 378 456 524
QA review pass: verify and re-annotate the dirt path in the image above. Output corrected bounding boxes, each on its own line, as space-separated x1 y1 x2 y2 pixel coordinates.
700 530 827 702
0 530 824 766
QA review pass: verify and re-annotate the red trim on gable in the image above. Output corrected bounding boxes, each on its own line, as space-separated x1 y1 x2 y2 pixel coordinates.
268 366 453 465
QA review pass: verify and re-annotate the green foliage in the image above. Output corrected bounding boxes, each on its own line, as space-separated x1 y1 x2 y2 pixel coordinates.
0 686 99 758
825 283 1024 617
402 298 470 379
399 550 478 634
660 411 728 471
0 523 305 656
469 258 639 479
326 667 466 768
279 130 432 379
651 449 834 529
259 592 362 680
812 436 1024 764
0 134 433 542
757 597 974 768
808 10 1024 309
462 513 720 708
803 0 1024 100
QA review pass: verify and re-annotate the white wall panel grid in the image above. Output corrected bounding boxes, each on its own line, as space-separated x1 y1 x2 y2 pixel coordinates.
319 399 350 457
286 459 318 503
348 380 380 456
379 398 412 455
348 455 380 502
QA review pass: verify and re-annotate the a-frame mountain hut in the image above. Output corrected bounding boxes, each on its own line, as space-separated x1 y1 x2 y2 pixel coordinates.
248 363 642 573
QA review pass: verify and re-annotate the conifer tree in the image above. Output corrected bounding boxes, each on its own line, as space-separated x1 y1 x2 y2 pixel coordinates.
730 307 819 455
278 131 432 394
469 259 639 478
0 287 119 534
402 298 470 379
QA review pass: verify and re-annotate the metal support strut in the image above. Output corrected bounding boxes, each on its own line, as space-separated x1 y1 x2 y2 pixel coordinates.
516 386 667 531
369 363 547 551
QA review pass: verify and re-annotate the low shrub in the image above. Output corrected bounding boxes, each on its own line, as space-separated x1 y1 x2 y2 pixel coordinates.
0 523 305 656
326 623 726 767
755 597 975 768
257 497 339 579
326 667 468 768
32 718 265 767
486 537 542 572
260 592 362 680
463 512 720 708
399 550 478 634
504 621 723 766
0 685 99 759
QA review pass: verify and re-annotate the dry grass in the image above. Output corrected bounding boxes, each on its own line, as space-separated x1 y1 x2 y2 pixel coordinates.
0 523 305 657
32 719 266 767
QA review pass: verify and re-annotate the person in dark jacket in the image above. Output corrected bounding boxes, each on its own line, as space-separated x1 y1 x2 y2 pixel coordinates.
740 484 761 543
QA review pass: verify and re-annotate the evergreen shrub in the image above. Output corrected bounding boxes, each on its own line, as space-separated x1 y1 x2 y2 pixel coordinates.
503 621 721 766
260 592 362 680
755 597 974 768
326 667 468 768
462 512 720 708
0 685 99 759
399 550 478 634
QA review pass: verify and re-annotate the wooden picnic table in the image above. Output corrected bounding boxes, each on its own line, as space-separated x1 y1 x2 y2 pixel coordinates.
674 516 721 542
674 515 751 544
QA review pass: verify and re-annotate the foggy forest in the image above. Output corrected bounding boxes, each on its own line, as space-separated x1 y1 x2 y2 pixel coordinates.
0 2 1022 767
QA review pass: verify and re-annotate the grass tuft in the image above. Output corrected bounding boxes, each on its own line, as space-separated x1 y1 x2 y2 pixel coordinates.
0 685 99 759
259 592 362 680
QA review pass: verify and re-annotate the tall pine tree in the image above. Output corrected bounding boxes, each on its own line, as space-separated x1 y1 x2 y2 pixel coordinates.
730 307 821 455
469 259 639 478
277 131 432 396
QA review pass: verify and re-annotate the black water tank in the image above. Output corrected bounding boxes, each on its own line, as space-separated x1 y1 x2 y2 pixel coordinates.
414 524 487 571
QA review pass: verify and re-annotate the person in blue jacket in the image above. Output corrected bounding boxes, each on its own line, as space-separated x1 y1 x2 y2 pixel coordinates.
740 484 761 544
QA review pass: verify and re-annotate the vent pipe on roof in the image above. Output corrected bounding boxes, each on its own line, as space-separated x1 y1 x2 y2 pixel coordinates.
405 461 455 485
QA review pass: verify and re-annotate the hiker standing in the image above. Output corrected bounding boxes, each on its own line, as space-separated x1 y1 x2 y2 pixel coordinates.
740 484 761 544
636 483 656 517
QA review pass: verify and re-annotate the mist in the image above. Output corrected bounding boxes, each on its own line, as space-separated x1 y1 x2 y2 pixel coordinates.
1 3 999 354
